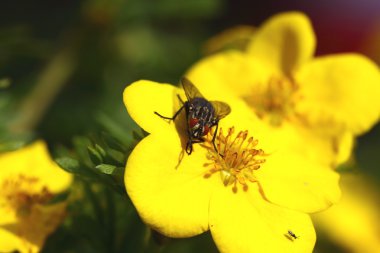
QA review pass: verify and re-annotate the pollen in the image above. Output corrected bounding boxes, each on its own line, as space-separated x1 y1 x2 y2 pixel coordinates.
1 174 53 217
202 127 266 193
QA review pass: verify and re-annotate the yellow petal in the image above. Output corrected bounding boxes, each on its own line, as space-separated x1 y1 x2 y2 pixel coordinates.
0 141 72 193
210 184 315 253
277 122 355 167
203 25 256 55
186 50 271 100
125 127 217 237
0 141 71 253
333 131 354 165
123 80 182 134
0 230 26 253
255 149 341 213
295 54 380 135
0 202 67 253
247 12 316 75
313 173 380 253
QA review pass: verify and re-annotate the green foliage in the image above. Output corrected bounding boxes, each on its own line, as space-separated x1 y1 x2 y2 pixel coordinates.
54 130 135 195
0 78 11 88
0 131 35 153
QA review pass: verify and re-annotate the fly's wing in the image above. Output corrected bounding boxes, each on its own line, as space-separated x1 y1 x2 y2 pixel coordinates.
181 77 204 101
210 101 231 119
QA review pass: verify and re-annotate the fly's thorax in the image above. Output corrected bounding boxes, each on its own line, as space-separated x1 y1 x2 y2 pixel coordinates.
187 97 217 139
189 98 215 120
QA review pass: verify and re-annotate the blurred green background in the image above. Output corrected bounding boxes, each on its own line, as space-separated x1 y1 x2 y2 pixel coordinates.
1 0 379 252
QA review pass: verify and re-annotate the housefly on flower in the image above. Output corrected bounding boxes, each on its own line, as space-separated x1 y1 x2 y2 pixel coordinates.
154 77 231 155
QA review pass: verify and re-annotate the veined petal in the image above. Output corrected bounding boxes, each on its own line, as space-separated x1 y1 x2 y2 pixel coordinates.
123 80 183 134
210 185 315 253
295 54 380 135
247 12 316 75
125 127 217 237
255 150 341 213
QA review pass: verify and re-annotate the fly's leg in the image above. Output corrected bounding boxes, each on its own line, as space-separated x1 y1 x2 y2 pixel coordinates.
154 95 186 121
186 138 205 155
154 104 185 121
177 94 185 105
212 123 223 157
186 141 193 155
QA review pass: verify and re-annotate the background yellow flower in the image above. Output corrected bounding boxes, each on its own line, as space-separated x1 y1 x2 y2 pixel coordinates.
0 141 73 253
187 12 380 167
313 173 380 253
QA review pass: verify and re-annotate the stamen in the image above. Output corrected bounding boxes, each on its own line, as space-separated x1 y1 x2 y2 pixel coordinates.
243 75 300 126
2 174 53 217
202 127 267 193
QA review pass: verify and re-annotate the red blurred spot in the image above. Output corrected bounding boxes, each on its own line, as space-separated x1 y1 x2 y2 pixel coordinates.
203 125 210 135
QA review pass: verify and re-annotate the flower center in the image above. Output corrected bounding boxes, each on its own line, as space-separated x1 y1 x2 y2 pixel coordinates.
202 127 266 193
1 174 53 217
244 76 299 126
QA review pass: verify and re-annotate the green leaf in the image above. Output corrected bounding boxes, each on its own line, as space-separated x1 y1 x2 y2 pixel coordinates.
72 136 93 167
96 113 136 145
106 148 126 165
101 132 127 152
94 143 106 157
132 128 147 141
55 157 81 173
88 145 103 164
96 164 124 176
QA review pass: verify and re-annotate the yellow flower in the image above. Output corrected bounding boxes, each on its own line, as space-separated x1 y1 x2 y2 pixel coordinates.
313 173 380 253
187 12 380 166
0 141 73 253
123 80 341 253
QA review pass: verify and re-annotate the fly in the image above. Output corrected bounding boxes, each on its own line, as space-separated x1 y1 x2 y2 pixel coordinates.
287 230 299 240
154 77 231 155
